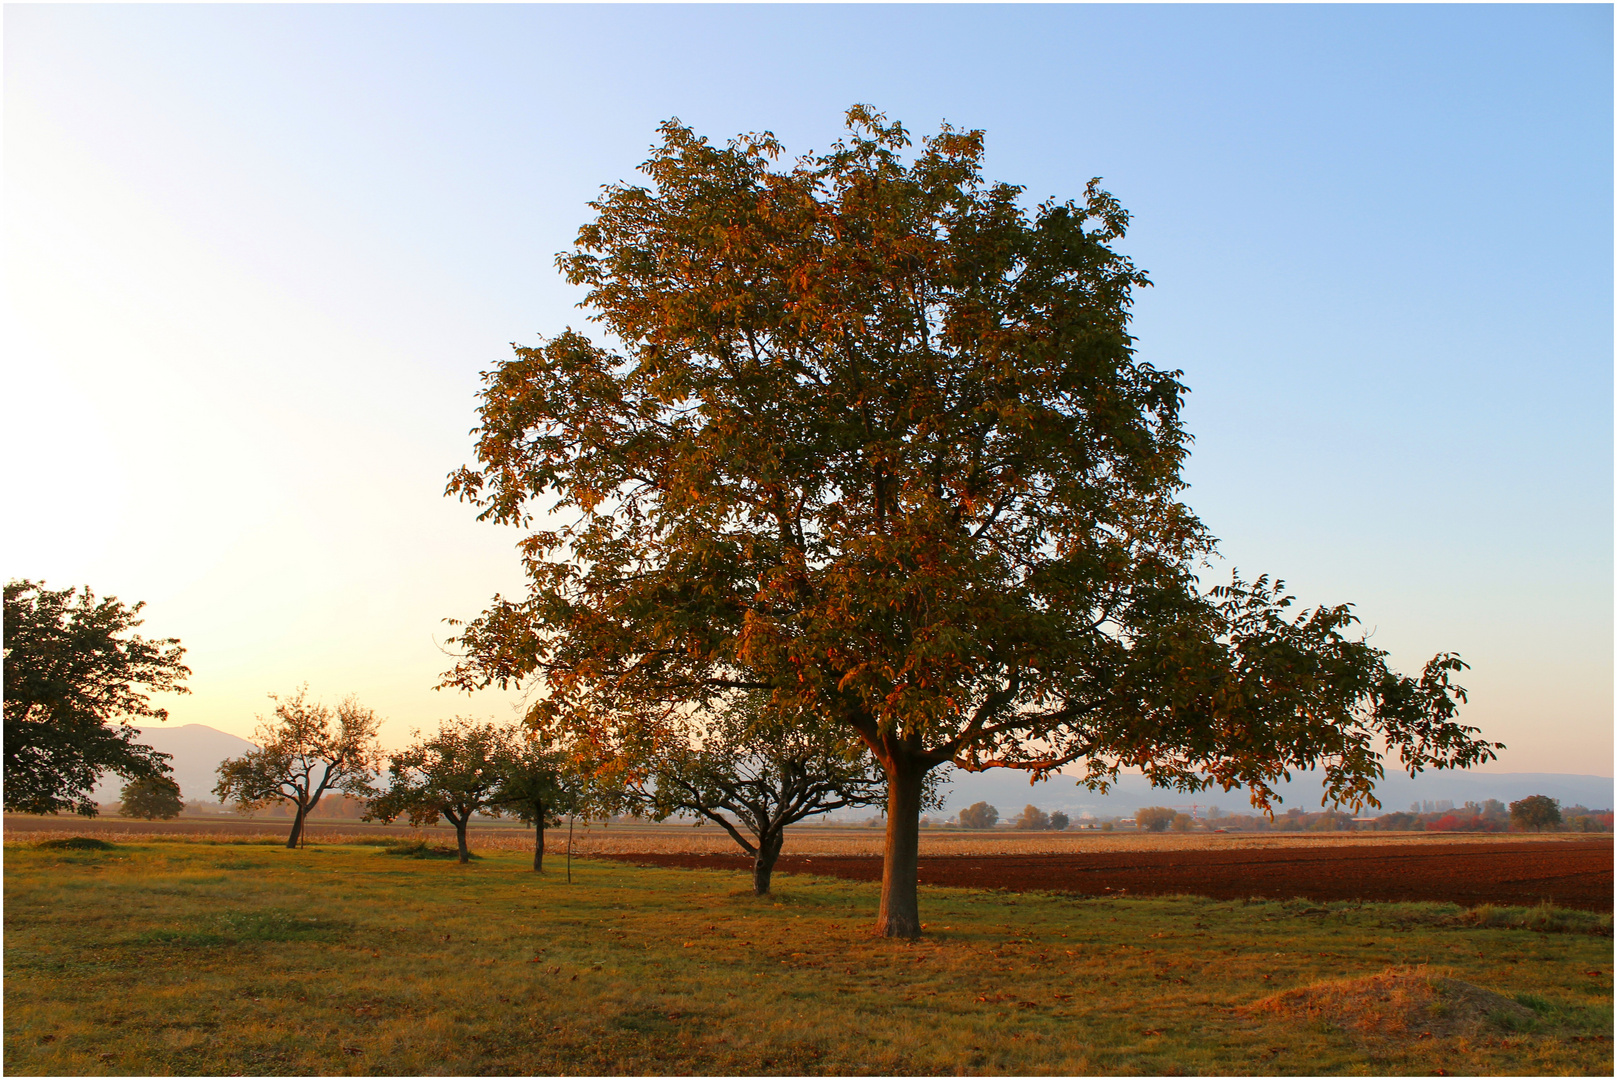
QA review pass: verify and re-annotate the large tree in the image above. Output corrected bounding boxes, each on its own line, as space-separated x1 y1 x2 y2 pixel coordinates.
214 687 382 849
443 108 1502 937
636 696 892 895
4 579 189 816
366 718 509 863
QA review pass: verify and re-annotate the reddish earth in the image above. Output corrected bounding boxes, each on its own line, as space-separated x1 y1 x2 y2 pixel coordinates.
607 840 1614 912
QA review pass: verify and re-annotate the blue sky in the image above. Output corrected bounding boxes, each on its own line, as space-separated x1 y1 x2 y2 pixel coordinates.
5 4 1610 776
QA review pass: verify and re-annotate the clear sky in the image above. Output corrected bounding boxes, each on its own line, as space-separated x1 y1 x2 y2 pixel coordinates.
5 4 1611 774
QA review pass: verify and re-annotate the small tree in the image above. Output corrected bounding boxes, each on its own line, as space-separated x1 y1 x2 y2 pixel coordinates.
1136 806 1176 832
214 687 382 849
1048 810 1070 831
638 701 888 894
366 719 508 863
1013 805 1050 831
491 736 568 872
958 802 999 829
1509 794 1561 832
4 580 189 816
1170 812 1194 832
119 776 183 820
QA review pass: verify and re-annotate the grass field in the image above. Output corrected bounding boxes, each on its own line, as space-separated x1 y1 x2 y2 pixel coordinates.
4 837 1612 1076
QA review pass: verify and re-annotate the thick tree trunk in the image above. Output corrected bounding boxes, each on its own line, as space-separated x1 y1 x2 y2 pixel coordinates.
876 757 926 938
454 818 470 863
753 832 784 895
533 815 545 873
285 805 307 849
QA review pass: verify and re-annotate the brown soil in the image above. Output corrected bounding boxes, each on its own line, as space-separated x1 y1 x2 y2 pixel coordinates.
606 840 1614 911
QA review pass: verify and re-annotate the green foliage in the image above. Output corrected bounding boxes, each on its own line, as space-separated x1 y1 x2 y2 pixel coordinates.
3 579 188 816
958 801 999 829
1048 811 1070 831
1509 795 1562 832
1136 806 1176 832
120 776 184 820
214 687 382 849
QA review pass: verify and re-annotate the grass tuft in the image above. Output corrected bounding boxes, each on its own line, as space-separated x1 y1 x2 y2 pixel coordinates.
1456 902 1612 936
377 840 474 859
33 837 115 851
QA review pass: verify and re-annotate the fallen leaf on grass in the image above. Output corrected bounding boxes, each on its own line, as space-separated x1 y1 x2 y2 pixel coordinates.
97 1053 115 1062
1139 1029 1161 1037
341 1046 363 1056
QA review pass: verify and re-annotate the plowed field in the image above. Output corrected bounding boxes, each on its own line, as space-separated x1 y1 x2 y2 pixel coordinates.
609 839 1613 911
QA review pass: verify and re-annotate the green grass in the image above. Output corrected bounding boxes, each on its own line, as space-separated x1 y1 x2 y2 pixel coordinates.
3 840 1611 1075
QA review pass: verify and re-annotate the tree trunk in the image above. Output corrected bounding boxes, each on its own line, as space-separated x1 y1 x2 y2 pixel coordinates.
454 818 471 863
533 814 545 873
753 831 784 895
285 804 307 849
876 756 926 938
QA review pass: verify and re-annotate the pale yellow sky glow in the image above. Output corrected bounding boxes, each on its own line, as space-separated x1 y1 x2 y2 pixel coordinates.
6 86 533 747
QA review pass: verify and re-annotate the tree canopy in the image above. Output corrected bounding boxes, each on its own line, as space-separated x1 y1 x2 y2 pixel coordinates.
214 687 382 849
120 776 184 820
957 802 998 829
1135 806 1176 832
443 107 1503 937
4 579 189 816
1509 795 1561 832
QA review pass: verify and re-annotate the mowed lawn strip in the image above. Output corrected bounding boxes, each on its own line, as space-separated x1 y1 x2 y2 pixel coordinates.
3 840 1611 1076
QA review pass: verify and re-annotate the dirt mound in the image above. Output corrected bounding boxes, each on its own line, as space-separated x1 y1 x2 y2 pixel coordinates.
1245 968 1537 1042
34 836 116 851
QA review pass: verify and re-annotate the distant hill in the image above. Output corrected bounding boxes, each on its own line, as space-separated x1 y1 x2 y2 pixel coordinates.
92 724 257 803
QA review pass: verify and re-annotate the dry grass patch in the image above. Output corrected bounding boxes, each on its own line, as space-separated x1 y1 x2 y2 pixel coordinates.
1246 966 1538 1045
